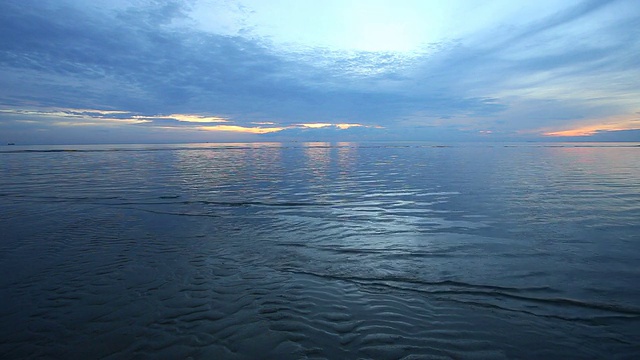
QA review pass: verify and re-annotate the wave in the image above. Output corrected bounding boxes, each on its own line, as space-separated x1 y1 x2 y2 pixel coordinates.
278 268 640 319
3 194 332 208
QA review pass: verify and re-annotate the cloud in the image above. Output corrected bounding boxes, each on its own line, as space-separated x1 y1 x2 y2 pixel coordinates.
0 1 505 123
198 125 284 134
132 114 230 124
0 107 148 125
0 0 639 143
542 114 640 137
0 105 377 142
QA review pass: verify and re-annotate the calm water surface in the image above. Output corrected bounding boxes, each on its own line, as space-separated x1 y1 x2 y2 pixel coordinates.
1 142 639 359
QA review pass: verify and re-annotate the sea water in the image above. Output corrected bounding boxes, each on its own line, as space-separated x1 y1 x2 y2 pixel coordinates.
1 142 639 359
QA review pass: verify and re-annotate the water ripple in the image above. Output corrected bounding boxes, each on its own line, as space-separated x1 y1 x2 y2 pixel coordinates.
1 142 639 358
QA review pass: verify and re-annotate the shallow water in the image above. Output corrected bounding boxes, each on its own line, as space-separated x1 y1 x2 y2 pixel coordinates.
1 142 639 359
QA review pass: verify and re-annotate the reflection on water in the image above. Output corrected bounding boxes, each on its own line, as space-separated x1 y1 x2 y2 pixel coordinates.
336 142 357 177
303 142 332 184
0 142 639 359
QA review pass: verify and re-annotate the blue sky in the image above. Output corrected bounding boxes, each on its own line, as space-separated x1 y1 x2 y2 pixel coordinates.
1 0 639 144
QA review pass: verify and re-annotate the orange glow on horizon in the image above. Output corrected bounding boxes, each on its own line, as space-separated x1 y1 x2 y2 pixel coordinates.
2 106 384 135
542 114 640 137
199 125 285 134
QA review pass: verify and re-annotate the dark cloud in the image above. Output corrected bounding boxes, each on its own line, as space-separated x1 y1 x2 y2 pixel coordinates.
0 0 638 143
0 0 507 124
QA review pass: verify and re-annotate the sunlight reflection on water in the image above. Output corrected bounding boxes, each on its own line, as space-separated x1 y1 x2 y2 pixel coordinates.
1 142 639 359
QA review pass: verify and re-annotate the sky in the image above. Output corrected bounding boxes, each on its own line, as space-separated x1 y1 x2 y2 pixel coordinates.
0 0 639 144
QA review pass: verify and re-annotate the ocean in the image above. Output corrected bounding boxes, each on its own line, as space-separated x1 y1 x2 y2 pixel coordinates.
1 142 639 359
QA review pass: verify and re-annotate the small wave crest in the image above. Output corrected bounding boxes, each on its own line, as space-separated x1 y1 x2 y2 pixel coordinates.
278 269 640 320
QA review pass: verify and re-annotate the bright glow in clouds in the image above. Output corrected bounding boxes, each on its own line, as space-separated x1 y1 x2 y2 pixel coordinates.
335 124 364 130
0 106 377 135
187 0 582 53
166 114 229 123
298 123 372 130
188 0 453 52
544 115 640 137
131 114 229 123
298 123 332 129
199 125 285 134
0 0 639 143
